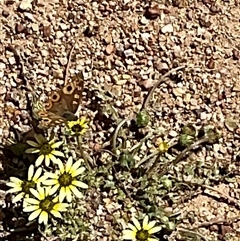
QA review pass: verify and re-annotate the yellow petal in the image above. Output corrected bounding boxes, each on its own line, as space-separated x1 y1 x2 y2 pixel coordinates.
148 238 159 241
39 210 48 225
70 160 82 173
36 155 44 166
45 155 50 166
50 210 62 219
32 167 42 181
49 184 60 196
26 140 40 148
8 187 22 193
51 141 63 149
66 156 73 173
44 179 58 185
58 160 64 174
23 205 39 212
7 181 22 188
30 188 41 200
53 202 68 211
69 185 83 199
65 186 72 202
9 177 22 185
71 167 85 178
34 134 46 144
25 148 40 154
128 223 138 232
122 230 136 239
132 217 141 230
27 165 34 180
12 192 25 202
44 172 59 179
24 197 40 205
28 209 41 221
51 150 64 158
142 215 149 229
59 187 66 202
148 226 162 234
145 221 156 231
72 180 88 189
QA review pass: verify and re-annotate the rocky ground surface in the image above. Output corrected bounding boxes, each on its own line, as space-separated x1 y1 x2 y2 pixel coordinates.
0 0 240 241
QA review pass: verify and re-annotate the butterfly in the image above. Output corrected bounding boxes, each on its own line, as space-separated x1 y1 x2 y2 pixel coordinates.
35 76 84 129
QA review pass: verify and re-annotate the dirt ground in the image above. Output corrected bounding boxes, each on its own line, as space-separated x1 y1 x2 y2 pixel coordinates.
0 0 240 241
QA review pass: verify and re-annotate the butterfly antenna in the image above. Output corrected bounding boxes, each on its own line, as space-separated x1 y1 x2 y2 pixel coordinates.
64 43 76 86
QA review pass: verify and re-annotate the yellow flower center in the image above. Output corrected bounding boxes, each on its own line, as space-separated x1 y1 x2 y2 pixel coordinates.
40 197 55 212
136 230 149 241
71 124 83 133
22 180 36 194
40 143 53 155
58 173 73 187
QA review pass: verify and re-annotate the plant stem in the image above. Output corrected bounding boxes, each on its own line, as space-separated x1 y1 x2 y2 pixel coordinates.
142 65 186 110
77 136 93 170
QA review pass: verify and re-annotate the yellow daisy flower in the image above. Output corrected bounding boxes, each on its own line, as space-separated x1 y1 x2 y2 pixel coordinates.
43 156 88 202
66 117 88 136
23 186 68 225
25 134 64 167
123 216 162 241
6 165 47 203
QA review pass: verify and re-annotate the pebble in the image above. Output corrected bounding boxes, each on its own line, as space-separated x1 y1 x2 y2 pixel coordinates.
161 23 174 33
124 49 134 58
224 118 238 132
200 112 207 120
43 25 51 37
172 87 185 97
19 0 32 11
105 44 114 55
59 57 68 66
112 75 128 85
32 23 39 32
24 12 35 21
16 24 25 33
136 45 145 51
0 86 6 94
8 57 16 65
233 83 240 92
169 130 178 137
59 23 68 31
40 49 49 57
140 16 149 25
141 32 150 41
55 31 64 39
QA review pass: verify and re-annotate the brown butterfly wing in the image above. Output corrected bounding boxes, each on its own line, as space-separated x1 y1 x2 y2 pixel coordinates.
37 110 66 129
45 80 83 116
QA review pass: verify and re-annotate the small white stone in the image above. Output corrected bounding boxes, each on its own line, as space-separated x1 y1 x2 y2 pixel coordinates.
172 87 185 96
19 0 32 10
55 31 64 39
59 23 68 31
141 32 150 40
0 86 6 94
8 57 16 65
137 45 145 51
169 130 178 137
200 112 207 120
215 72 221 79
41 49 49 57
32 23 39 32
0 62 6 69
161 23 174 33
24 12 35 21
140 16 149 25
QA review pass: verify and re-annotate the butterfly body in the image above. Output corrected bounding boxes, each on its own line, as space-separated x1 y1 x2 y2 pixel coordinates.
36 77 83 129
